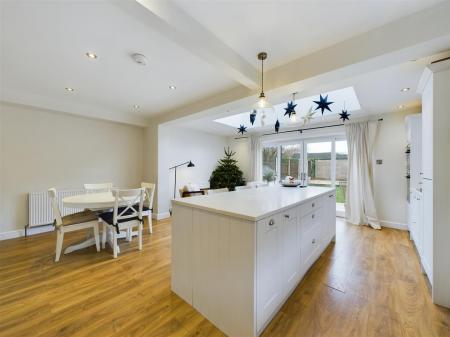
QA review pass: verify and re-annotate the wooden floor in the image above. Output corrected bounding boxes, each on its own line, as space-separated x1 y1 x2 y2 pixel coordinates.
0 218 449 337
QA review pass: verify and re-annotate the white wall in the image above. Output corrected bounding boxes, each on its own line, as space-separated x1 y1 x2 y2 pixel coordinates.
0 102 144 236
156 125 229 216
373 109 417 228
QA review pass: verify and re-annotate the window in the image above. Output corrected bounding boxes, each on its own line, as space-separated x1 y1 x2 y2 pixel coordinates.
262 146 278 182
281 144 301 179
335 140 348 204
306 141 332 187
262 137 348 211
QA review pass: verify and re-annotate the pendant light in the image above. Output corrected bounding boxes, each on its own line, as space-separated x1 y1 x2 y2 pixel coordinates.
253 52 274 119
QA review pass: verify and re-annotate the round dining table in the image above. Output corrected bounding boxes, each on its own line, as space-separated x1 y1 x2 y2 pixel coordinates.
62 192 136 255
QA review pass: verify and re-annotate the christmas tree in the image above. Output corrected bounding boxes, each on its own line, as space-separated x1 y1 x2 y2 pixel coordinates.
209 147 245 191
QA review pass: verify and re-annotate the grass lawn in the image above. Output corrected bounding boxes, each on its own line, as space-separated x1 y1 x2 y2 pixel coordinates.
336 185 346 204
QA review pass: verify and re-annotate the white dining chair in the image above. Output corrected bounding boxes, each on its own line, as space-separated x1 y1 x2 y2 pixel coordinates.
48 188 100 262
141 182 155 234
206 187 229 195
235 185 253 191
99 188 145 258
84 182 113 193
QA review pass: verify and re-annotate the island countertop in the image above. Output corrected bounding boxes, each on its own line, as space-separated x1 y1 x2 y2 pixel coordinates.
171 185 335 221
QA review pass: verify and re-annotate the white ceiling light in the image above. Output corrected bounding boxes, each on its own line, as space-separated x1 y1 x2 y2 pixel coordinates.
86 52 97 59
253 52 273 114
169 85 176 90
400 87 410 92
65 87 74 92
131 53 148 66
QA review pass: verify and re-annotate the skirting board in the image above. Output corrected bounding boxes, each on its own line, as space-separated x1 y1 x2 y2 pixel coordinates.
0 224 54 241
154 212 170 220
380 220 408 231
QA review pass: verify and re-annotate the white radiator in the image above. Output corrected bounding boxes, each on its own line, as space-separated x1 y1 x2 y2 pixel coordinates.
28 189 84 227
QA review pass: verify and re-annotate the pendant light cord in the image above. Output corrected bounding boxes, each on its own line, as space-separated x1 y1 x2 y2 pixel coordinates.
261 58 264 94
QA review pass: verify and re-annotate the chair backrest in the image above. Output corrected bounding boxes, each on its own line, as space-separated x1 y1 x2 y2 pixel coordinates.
112 188 145 225
84 183 113 193
235 185 252 191
141 182 155 209
48 188 63 228
206 188 229 195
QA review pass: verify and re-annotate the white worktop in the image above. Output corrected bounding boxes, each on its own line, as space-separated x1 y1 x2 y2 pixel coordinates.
171 185 335 221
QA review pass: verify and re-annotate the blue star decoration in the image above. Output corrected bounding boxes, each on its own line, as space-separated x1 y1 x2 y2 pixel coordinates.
339 109 351 122
249 110 256 125
237 124 247 135
313 94 334 115
275 119 280 133
284 101 297 118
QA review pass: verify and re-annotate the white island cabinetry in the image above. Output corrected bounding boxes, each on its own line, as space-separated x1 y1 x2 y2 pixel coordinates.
172 186 336 337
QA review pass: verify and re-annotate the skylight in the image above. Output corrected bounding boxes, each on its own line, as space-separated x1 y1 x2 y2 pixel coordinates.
214 87 360 129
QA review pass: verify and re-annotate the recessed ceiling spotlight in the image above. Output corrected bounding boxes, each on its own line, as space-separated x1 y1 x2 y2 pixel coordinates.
401 87 410 92
131 53 148 66
169 85 176 90
65 87 74 92
398 104 405 109
86 52 97 59
133 104 140 109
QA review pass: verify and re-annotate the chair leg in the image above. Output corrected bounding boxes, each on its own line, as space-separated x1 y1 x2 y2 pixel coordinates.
138 222 143 251
113 230 118 259
148 213 153 234
55 229 64 262
93 223 100 252
126 227 132 242
102 222 107 249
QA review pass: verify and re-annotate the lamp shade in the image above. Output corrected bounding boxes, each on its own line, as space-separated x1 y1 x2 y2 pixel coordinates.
187 161 195 167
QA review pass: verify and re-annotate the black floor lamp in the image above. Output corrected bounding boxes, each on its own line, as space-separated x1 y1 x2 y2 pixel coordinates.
169 160 195 199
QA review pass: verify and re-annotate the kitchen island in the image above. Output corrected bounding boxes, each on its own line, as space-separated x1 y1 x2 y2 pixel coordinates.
171 185 336 337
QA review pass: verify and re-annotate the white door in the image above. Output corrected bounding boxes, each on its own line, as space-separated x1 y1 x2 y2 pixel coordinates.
281 206 301 296
422 179 433 281
421 79 433 179
256 214 283 331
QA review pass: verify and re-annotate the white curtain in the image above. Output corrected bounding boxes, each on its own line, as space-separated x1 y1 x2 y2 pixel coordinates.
345 121 381 229
250 136 262 182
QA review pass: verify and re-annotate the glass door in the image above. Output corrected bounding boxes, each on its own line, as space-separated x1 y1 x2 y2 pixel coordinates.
280 144 302 179
335 140 348 205
305 140 332 187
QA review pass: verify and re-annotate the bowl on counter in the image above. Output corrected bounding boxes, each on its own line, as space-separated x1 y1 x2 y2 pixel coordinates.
281 179 301 187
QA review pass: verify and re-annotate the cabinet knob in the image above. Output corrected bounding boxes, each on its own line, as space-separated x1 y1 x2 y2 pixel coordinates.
312 214 315 219
284 214 290 219
312 238 316 244
312 202 315 208
269 219 275 226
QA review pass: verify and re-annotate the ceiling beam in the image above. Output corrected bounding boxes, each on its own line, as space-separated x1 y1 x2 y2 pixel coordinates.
114 0 259 89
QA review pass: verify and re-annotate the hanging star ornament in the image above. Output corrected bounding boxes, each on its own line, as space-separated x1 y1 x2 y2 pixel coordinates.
275 119 280 133
339 109 351 122
283 101 297 118
313 94 334 115
249 110 256 125
301 106 317 126
237 124 247 135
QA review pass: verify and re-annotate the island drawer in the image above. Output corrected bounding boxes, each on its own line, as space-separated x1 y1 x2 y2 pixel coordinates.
299 197 322 216
300 208 322 235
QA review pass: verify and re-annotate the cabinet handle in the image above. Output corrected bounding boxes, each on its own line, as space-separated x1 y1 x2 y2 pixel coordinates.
329 194 334 198
312 214 315 219
269 219 275 226
284 214 290 219
312 238 316 244
312 202 315 208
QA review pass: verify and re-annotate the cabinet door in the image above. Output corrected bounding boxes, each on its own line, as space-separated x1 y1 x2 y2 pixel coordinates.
416 192 424 257
256 214 283 331
324 193 336 244
422 179 433 281
281 206 301 296
421 79 433 179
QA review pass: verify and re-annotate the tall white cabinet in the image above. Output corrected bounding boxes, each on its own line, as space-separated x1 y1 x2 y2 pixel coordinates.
417 59 450 308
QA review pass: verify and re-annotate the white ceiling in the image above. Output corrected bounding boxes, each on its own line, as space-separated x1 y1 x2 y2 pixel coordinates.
0 1 236 123
174 0 443 69
179 55 444 136
0 0 448 126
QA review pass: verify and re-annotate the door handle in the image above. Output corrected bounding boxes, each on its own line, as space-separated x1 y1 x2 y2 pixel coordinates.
269 219 275 226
